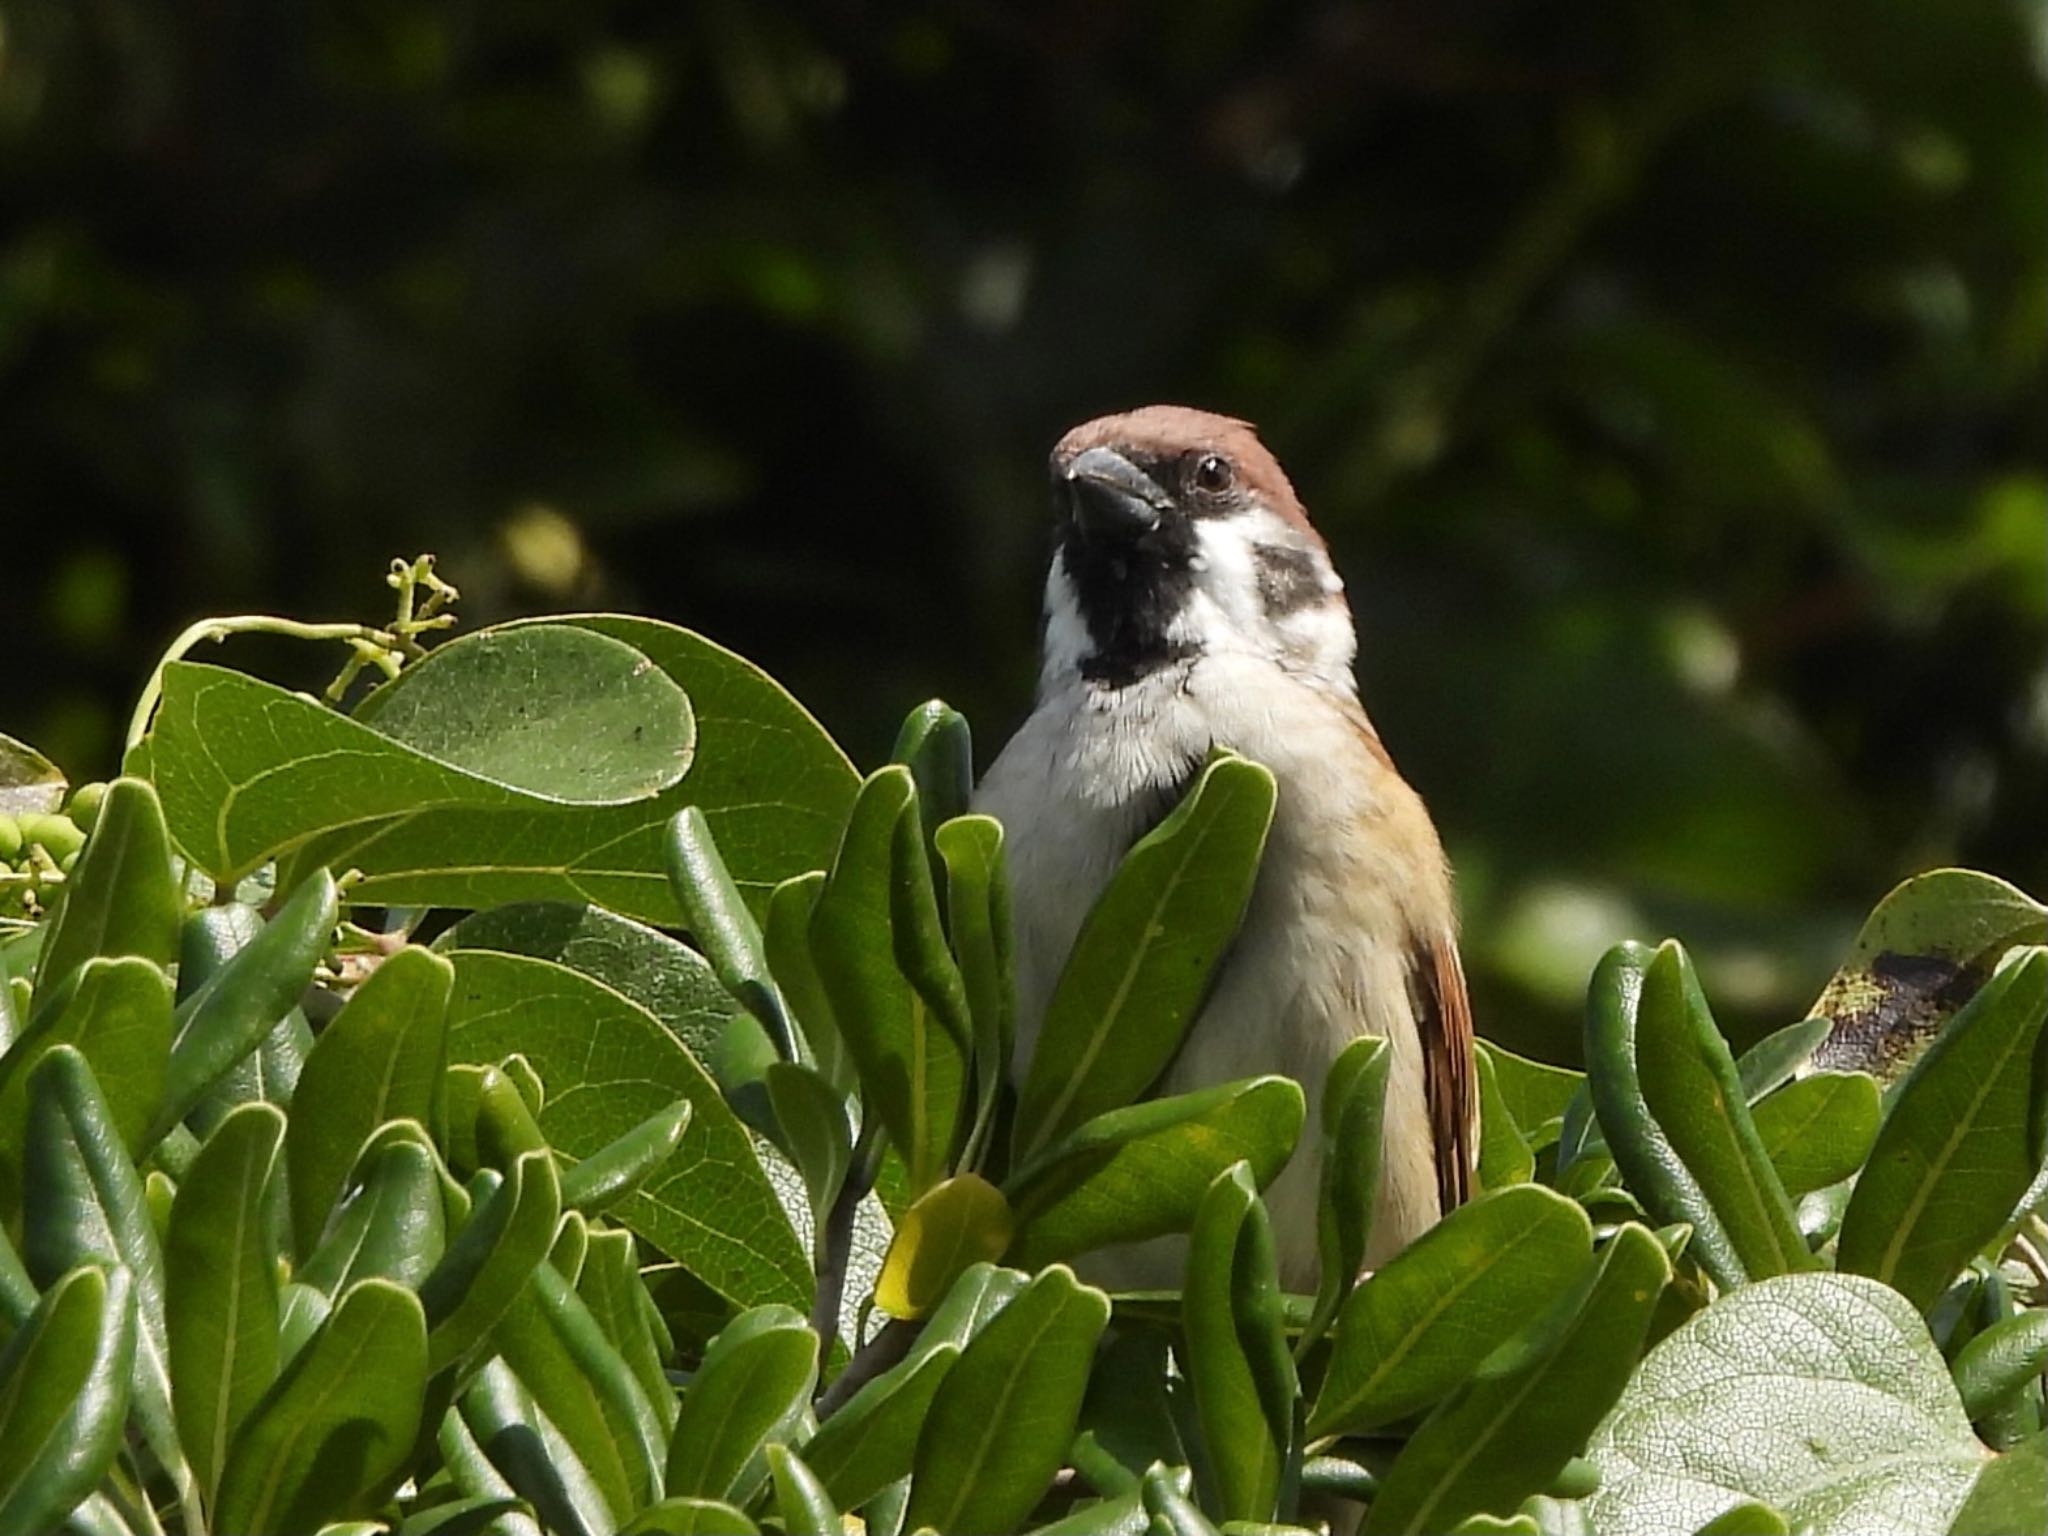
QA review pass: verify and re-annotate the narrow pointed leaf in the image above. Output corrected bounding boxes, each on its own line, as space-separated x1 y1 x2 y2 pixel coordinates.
1363 1224 1670 1534
798 1344 959 1511
764 1062 850 1223
1733 1019 1832 1102
1301 1036 1390 1358
298 1137 447 1296
1475 1046 1535 1189
166 1101 285 1504
578 1227 676 1433
808 767 966 1195
21 1046 188 1494
1184 1163 1289 1523
1838 948 2048 1311
32 776 180 997
0 1265 135 1536
666 1304 818 1505
904 1264 1110 1535
1016 756 1276 1159
1005 1076 1305 1269
156 869 337 1143
214 1279 428 1535
666 807 798 1058
289 945 452 1255
419 1149 562 1373
1310 1185 1594 1437
934 814 1015 1163
457 1356 612 1536
767 1445 839 1536
764 872 850 1094
560 1098 693 1215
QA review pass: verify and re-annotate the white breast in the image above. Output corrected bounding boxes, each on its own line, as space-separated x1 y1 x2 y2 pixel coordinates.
974 652 1447 1291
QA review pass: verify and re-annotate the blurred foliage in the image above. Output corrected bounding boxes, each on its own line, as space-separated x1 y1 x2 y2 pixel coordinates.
0 0 2042 1058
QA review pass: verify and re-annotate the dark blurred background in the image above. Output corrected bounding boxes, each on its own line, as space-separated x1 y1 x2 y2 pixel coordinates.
3 0 2044 1058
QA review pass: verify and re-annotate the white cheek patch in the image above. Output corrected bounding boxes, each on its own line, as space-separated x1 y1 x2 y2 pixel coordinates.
1039 555 1093 692
1170 508 1356 693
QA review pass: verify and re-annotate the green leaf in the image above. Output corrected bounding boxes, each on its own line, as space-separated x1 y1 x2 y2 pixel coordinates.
1749 1071 1881 1196
764 872 851 1095
32 776 180 998
876 1174 1013 1320
889 787 974 1058
1475 1043 1582 1146
166 1102 285 1504
1734 1019 1833 1102
290 617 858 923
444 1063 547 1176
298 1137 447 1296
903 1264 1111 1535
1634 940 1811 1281
560 1098 693 1216
1585 1272 1986 1536
1006 1077 1305 1270
665 1304 818 1505
1309 1185 1594 1438
1811 869 2048 1083
1691 1502 1792 1536
768 1444 840 1536
1015 756 1276 1160
764 1062 850 1224
1184 1163 1290 1523
446 949 810 1310
20 1046 188 1497
457 1356 613 1536
1300 1037 1390 1360
495 1260 666 1521
419 1150 561 1374
442 901 744 1077
798 1345 959 1512
356 623 695 802
1838 948 2048 1311
892 701 973 862
156 868 338 1144
1947 1433 2047 1536
1475 1047 1535 1189
214 1279 429 1535
288 945 452 1255
1364 1223 1670 1535
808 767 967 1195
0 955 172 1213
1951 1305 2048 1423
0 1265 135 1536
666 806 800 1058
1585 942 1782 1290
578 1227 676 1434
1143 1462 1221 1535
176 903 312 1133
618 1498 758 1535
934 814 1015 1166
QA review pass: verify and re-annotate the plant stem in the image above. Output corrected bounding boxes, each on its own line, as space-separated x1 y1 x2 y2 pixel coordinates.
124 616 403 751
809 1120 881 1355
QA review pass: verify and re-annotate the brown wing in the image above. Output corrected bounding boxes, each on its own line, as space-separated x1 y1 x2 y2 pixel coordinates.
1412 930 1477 1212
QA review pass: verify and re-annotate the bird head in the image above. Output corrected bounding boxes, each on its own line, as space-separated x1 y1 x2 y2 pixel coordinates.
1042 405 1355 694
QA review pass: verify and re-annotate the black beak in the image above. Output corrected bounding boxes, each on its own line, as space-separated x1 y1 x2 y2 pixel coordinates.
1060 447 1167 542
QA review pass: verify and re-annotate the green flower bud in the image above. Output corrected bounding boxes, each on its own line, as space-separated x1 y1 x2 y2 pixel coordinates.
65 780 108 832
0 814 19 861
17 811 85 862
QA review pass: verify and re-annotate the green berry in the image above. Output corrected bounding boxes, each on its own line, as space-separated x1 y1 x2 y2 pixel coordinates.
17 811 85 862
60 849 80 873
65 781 108 832
0 814 19 862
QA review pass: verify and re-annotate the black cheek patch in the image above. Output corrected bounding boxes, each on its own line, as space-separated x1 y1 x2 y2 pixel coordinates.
1254 543 1325 617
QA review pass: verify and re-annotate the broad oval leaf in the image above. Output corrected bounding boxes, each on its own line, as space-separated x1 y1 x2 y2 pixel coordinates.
666 1304 818 1505
288 945 453 1255
292 616 858 923
876 1174 1013 1320
1364 1223 1670 1535
1005 1075 1305 1270
1837 947 2048 1312
1585 1272 1987 1536
356 623 695 803
166 1102 286 1504
1310 1184 1594 1438
214 1278 429 1535
903 1264 1111 1536
0 1264 135 1536
1015 755 1276 1160
446 949 811 1310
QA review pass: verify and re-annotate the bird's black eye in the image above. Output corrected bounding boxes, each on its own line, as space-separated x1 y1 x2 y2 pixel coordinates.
1193 454 1233 493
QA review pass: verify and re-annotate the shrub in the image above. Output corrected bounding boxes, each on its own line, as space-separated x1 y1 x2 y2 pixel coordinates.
0 559 2041 1536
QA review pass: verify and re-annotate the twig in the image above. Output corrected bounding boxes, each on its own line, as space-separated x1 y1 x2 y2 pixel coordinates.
808 1125 880 1355
816 1318 919 1420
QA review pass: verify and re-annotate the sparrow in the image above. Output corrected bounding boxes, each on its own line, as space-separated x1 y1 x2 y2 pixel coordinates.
974 405 1476 1291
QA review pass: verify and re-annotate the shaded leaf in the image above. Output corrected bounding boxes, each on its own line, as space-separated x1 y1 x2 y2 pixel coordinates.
665 1304 818 1506
876 1174 1013 1320
1300 1036 1390 1359
32 776 180 998
419 1150 562 1374
0 1265 135 1536
1749 1071 1881 1197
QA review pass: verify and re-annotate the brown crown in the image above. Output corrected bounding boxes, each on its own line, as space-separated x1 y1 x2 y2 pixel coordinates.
1053 405 1318 541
